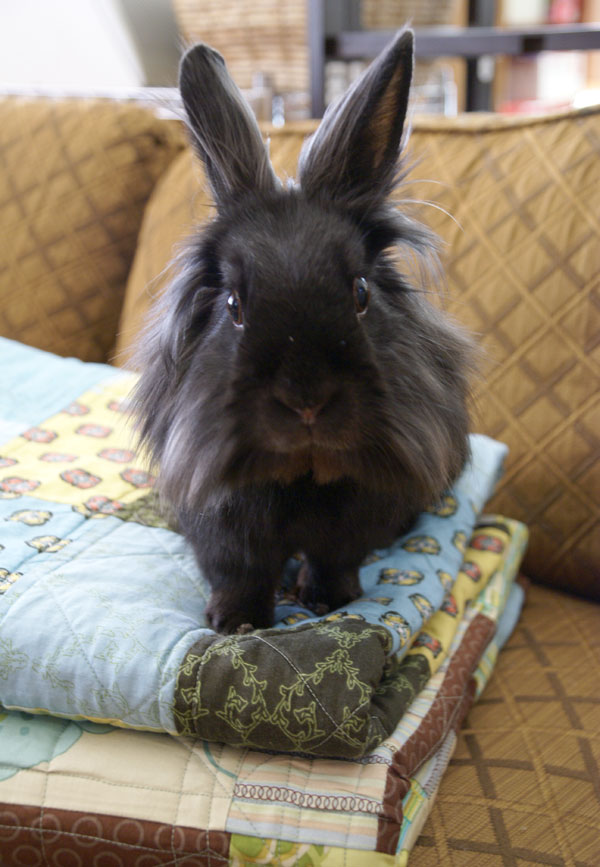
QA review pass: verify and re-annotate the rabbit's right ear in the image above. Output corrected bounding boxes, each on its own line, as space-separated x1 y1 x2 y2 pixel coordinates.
179 44 279 207
298 29 413 214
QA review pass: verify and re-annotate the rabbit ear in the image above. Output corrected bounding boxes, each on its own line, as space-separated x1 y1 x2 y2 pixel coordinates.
298 29 414 212
179 43 279 207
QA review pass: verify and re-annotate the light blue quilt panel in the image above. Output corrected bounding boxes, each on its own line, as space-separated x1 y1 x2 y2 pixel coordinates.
0 515 213 733
0 495 89 580
0 337 127 446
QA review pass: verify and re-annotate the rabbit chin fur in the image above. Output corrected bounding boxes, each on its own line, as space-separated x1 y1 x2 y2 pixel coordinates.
132 30 474 633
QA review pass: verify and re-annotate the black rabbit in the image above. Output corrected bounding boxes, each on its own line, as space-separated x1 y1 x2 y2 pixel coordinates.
132 30 473 633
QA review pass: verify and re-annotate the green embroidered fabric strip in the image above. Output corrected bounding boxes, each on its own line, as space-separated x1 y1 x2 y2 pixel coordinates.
173 619 431 757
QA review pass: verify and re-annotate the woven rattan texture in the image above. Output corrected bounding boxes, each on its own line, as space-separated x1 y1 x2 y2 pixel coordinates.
410 582 600 866
173 0 308 93
116 110 600 601
0 97 185 363
361 0 457 28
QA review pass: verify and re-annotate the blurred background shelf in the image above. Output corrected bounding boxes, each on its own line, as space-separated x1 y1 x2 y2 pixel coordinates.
309 1 600 115
0 1 598 123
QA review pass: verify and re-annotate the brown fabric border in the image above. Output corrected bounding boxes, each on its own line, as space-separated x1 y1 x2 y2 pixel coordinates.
0 803 230 866
376 612 496 853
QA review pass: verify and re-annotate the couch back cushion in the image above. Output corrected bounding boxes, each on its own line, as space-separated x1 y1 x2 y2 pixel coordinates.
0 96 184 363
116 109 600 601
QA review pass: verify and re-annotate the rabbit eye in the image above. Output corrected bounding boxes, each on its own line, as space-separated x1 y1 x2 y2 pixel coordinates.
353 277 370 316
227 291 243 327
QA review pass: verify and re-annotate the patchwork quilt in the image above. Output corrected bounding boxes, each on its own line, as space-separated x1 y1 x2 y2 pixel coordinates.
0 337 528 864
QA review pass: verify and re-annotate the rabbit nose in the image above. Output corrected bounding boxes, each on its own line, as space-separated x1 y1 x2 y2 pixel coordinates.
295 403 323 426
276 393 325 425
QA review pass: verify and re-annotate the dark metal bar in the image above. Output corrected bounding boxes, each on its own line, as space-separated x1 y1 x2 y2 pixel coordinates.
333 24 600 60
466 0 495 111
465 57 491 111
307 0 326 118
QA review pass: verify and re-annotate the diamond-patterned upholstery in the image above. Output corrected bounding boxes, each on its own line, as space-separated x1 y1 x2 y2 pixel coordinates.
406 110 600 603
0 97 185 363
411 581 600 866
115 109 600 602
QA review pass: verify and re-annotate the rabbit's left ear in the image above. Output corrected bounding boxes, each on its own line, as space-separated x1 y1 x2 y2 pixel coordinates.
298 29 413 213
179 43 279 207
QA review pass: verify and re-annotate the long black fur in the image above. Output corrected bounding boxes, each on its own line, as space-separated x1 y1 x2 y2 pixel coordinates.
132 30 474 633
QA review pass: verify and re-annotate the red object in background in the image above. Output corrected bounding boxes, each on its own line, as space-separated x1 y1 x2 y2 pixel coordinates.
548 0 582 23
499 98 572 113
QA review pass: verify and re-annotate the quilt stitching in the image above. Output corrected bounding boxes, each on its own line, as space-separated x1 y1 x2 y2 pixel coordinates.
173 735 266 846
225 740 267 845
0 508 91 630
341 743 361 858
203 737 234 867
288 741 305 846
231 746 321 845
251 633 339 730
229 732 390 851
1 747 240 799
169 742 194 867
313 693 381 754
0 507 212 728
0 820 227 864
175 619 406 755
38 719 67 867
132 509 209 599
38 574 116 707
229 749 388 854
0 503 89 584
19 545 160 723
410 675 478 786
230 725 323 849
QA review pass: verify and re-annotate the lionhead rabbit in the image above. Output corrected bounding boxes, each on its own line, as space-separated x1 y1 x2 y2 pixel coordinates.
133 30 473 634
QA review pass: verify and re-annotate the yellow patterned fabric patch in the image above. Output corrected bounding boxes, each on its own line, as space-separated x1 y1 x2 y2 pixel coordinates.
229 834 396 866
0 374 151 511
407 519 513 676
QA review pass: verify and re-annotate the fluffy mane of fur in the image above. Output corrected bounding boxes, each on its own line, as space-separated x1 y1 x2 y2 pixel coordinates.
131 30 474 633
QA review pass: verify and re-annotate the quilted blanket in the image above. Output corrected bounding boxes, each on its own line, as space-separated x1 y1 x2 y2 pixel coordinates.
0 337 529 863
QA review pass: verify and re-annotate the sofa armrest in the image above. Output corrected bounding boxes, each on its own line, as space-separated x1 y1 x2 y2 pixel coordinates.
0 95 185 363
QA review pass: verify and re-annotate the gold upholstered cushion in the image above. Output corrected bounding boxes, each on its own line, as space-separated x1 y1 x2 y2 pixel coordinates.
0 96 185 363
115 109 600 601
410 582 600 866
406 108 600 603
